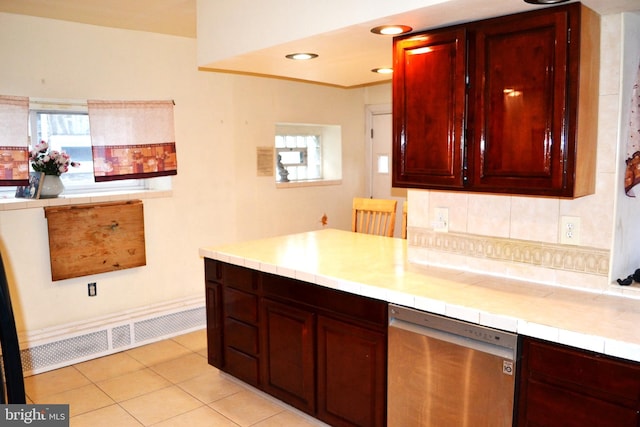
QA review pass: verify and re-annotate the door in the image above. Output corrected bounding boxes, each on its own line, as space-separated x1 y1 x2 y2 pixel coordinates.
392 28 467 190
317 315 386 427
470 9 571 194
260 299 316 414
367 105 406 238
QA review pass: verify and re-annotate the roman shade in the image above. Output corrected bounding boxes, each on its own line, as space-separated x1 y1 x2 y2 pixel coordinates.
87 100 178 181
0 95 30 186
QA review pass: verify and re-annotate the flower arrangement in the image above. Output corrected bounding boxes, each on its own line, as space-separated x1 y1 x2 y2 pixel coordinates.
29 141 80 176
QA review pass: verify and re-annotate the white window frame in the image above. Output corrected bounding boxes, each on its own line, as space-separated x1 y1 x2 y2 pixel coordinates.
274 123 342 188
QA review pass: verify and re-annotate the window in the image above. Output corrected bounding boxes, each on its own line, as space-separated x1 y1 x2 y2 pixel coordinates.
30 111 93 186
275 123 342 185
23 101 147 194
275 135 320 181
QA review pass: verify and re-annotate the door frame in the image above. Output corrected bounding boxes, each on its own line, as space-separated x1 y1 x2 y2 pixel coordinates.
365 103 392 198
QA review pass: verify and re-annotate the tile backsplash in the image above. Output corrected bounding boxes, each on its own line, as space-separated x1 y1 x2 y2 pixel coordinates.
408 228 609 276
407 226 612 293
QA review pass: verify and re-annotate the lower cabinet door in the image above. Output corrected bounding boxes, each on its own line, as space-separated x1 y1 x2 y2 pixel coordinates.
316 315 386 427
205 281 223 368
260 299 315 414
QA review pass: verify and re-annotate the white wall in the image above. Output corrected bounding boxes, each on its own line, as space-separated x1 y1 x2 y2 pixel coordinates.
0 13 367 333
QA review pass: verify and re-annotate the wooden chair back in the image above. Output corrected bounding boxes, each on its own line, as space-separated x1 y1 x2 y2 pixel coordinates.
352 197 397 237
401 201 408 239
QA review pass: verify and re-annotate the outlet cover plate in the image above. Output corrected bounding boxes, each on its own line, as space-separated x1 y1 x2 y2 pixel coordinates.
433 207 449 233
560 216 581 245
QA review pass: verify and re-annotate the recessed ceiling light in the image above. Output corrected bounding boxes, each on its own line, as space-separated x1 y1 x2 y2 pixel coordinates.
285 53 318 60
523 0 569 4
372 68 393 74
370 25 413 36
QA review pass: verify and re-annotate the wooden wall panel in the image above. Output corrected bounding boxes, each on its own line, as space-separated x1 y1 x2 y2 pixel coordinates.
44 200 146 281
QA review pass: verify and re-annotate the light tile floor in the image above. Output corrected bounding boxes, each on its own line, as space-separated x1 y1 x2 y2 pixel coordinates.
24 329 329 427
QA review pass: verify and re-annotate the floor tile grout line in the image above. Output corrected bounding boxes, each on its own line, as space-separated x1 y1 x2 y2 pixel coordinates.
70 338 221 425
26 331 329 426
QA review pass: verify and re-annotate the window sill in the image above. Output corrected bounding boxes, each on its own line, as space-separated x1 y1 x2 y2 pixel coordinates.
275 179 342 189
0 189 172 211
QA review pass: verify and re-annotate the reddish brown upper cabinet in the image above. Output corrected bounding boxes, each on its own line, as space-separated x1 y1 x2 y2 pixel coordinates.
392 28 467 189
392 3 600 197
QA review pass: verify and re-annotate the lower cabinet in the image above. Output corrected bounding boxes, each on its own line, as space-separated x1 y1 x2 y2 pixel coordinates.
204 259 388 427
316 314 386 427
261 299 315 414
517 337 640 427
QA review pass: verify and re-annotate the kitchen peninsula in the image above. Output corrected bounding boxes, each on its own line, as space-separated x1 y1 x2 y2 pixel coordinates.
200 229 640 426
200 228 640 358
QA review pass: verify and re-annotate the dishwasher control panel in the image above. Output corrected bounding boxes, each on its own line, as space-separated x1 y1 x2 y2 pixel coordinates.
389 304 518 360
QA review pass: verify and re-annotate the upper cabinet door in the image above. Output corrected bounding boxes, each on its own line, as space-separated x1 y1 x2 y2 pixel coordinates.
469 9 573 195
392 28 467 189
391 3 598 198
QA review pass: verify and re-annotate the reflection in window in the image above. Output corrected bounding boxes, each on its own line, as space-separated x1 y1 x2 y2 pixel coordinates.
377 154 389 174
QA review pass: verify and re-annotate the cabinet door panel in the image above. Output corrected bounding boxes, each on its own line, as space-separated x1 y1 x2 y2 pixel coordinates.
393 28 466 189
261 299 315 414
471 10 570 193
317 315 386 427
205 281 223 368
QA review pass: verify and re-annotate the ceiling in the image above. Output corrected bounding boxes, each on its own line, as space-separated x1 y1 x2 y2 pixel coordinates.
0 0 638 88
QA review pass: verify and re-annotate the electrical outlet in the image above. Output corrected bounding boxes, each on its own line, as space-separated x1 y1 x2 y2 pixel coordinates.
88 282 97 297
560 216 581 245
433 207 449 232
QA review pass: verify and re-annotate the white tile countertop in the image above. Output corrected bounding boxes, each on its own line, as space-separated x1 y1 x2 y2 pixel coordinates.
199 228 640 363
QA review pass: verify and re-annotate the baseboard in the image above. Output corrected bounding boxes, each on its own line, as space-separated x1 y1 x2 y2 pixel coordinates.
17 296 206 376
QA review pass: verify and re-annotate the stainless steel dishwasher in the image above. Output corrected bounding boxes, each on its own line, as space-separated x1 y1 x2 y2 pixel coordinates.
387 304 518 427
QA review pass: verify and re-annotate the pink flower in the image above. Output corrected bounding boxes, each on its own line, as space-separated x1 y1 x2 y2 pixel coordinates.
30 140 79 176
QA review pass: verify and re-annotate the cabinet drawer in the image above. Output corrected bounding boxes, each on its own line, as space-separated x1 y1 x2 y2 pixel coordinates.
225 347 259 387
224 288 258 323
525 380 640 427
222 263 258 292
527 339 640 404
262 273 387 328
225 318 258 355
